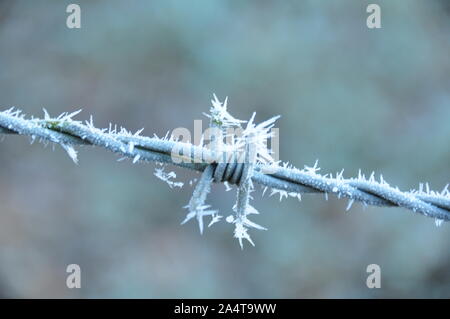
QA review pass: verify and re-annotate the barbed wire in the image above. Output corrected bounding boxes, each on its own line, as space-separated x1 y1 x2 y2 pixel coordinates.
0 102 449 247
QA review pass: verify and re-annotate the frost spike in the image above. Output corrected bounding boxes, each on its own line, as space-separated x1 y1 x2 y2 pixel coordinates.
346 199 354 212
61 144 78 164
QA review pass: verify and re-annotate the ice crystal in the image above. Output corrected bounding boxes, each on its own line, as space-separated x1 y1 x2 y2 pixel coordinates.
154 167 184 189
61 143 78 164
204 94 245 128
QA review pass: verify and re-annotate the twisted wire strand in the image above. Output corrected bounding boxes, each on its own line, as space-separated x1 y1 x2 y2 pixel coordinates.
0 109 449 222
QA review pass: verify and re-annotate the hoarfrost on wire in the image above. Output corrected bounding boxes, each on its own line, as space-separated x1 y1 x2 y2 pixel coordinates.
179 94 282 248
0 95 448 249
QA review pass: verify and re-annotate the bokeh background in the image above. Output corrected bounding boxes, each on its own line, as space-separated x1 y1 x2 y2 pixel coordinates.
0 0 449 298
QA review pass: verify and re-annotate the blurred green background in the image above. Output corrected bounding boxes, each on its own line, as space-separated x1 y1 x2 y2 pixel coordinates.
0 0 449 298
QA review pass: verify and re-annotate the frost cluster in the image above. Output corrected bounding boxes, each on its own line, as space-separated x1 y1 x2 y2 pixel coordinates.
179 94 282 248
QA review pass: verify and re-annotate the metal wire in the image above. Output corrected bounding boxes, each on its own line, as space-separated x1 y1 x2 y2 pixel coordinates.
0 109 449 222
